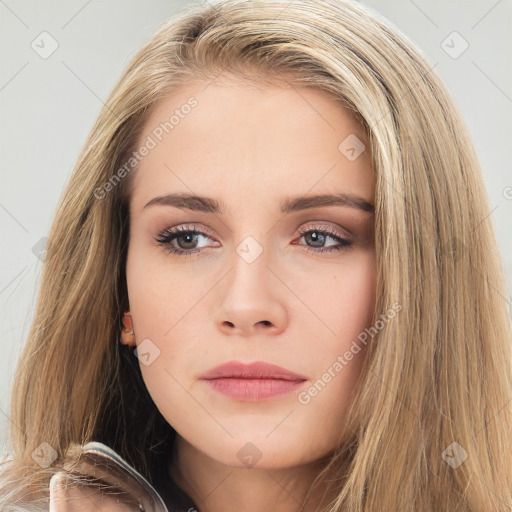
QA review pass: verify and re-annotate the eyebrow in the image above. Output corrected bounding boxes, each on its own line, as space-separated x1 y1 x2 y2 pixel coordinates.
143 192 374 214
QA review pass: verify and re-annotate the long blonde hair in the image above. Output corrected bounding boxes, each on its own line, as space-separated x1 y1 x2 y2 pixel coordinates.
2 0 511 510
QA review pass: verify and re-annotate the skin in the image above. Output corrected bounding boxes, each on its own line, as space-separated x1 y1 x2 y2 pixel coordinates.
125 74 376 512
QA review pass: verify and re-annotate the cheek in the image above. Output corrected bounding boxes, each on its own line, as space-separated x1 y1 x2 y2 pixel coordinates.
124 242 206 410
125 239 189 336
296 251 376 341
294 252 376 395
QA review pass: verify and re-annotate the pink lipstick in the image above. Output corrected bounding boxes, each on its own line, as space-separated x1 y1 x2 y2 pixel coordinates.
200 360 307 401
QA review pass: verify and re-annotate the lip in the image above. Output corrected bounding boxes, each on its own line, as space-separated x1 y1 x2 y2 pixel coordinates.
200 360 308 380
200 361 308 401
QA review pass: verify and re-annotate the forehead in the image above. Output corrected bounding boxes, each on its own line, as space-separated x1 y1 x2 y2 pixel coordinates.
129 77 374 211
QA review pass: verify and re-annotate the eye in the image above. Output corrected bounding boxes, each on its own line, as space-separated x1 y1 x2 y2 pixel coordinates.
153 223 353 257
154 224 219 256
294 224 353 254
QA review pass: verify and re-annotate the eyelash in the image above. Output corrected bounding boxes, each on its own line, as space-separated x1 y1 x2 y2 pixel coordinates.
153 223 353 257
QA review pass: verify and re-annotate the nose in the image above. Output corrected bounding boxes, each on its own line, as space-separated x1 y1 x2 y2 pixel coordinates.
214 244 288 337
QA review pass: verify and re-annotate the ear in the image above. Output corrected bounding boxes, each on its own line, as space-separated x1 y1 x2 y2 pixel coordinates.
120 311 135 346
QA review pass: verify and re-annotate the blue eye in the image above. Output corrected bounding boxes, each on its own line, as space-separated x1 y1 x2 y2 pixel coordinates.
295 228 353 254
154 224 353 256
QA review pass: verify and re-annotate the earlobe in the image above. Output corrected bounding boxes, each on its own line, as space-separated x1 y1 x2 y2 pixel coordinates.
120 311 135 346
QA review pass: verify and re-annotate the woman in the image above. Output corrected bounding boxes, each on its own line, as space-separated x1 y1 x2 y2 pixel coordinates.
1 0 511 510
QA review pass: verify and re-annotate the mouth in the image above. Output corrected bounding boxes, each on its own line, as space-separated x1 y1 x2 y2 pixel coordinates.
199 360 308 401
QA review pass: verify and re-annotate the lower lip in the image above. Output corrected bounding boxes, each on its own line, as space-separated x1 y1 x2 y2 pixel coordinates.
202 378 305 401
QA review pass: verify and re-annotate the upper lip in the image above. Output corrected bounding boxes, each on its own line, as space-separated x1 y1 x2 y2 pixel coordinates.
200 361 307 381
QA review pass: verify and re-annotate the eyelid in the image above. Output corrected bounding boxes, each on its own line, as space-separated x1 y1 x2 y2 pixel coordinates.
158 223 217 239
296 222 353 242
157 221 352 242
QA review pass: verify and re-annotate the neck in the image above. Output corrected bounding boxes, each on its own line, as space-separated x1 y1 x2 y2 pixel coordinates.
168 435 334 512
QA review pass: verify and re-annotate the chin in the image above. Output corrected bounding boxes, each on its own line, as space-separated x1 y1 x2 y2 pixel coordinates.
202 436 323 470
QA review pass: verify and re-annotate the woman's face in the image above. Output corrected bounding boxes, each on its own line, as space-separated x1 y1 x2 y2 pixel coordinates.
125 76 376 469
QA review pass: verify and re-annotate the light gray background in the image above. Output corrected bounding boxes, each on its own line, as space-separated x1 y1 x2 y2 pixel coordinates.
1 0 511 454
